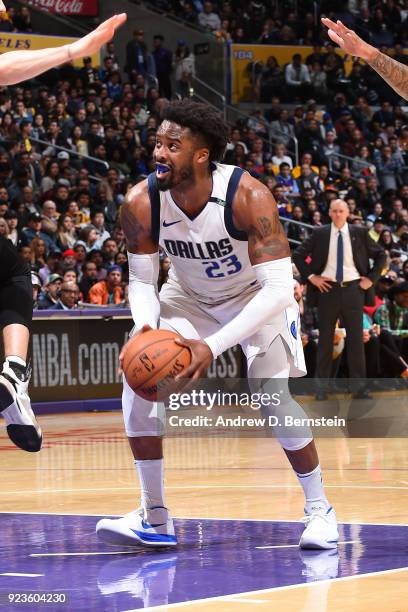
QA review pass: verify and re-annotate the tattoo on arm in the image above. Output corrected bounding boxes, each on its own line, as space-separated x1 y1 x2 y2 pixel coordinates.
249 214 290 261
120 203 145 251
368 52 408 100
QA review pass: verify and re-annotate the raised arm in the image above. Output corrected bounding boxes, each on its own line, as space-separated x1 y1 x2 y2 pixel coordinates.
0 11 126 86
321 17 408 100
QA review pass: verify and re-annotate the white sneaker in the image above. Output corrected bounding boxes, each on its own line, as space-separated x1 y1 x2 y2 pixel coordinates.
299 506 339 549
0 361 42 452
96 507 177 548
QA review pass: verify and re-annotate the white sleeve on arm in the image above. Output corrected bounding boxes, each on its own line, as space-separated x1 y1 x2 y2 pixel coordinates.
204 257 293 359
127 251 160 330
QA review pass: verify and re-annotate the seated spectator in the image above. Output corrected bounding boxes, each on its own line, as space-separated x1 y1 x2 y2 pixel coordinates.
198 1 221 32
29 236 47 271
374 144 404 192
352 145 375 176
373 282 408 377
292 153 320 179
369 217 386 242
56 214 77 251
5 209 20 247
284 54 312 101
310 61 328 101
91 210 111 249
78 261 98 301
271 143 292 170
378 229 398 255
87 264 123 305
50 281 79 310
287 204 309 244
322 45 345 92
41 160 60 195
270 110 295 149
22 212 54 251
41 200 59 241
276 162 299 198
258 56 284 103
322 130 341 170
296 164 320 197
78 224 99 253
37 274 63 310
298 119 325 164
334 166 354 198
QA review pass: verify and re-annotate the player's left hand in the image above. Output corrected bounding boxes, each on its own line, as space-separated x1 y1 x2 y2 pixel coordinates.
359 276 373 290
67 14 127 61
174 337 213 382
321 18 377 62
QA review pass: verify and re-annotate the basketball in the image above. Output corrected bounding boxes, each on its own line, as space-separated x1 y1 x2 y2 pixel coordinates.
122 329 191 401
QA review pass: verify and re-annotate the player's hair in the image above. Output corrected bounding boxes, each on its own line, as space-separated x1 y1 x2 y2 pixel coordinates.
160 99 229 162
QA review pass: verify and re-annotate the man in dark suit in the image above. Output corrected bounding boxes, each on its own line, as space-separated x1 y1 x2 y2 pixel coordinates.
293 199 386 397
50 282 79 310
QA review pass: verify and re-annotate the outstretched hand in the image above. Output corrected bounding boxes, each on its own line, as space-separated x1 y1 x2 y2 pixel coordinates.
68 13 127 61
321 17 377 62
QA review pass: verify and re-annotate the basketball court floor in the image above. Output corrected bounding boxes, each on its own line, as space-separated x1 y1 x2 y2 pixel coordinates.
1 409 408 611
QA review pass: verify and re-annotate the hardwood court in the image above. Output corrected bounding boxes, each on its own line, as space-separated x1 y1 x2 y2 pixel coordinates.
1 411 408 611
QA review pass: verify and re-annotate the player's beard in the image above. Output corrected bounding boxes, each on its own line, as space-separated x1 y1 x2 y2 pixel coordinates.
157 164 195 191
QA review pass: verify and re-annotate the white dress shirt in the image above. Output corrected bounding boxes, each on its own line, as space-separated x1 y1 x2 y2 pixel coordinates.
285 63 311 86
321 223 360 282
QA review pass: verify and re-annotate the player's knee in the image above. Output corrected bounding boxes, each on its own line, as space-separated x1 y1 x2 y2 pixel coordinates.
276 436 313 452
128 435 163 460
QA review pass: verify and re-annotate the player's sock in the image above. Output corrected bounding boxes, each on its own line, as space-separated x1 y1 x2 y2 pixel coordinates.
134 458 165 509
296 464 330 513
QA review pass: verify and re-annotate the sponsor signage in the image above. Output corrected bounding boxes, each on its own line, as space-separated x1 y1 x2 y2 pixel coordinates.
27 0 98 16
4 313 243 403
0 32 100 67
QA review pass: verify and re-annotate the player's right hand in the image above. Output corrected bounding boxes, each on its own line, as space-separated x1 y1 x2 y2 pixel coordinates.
118 324 152 376
309 275 333 293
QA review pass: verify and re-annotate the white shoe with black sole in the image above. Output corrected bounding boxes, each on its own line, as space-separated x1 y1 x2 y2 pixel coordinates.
0 361 42 452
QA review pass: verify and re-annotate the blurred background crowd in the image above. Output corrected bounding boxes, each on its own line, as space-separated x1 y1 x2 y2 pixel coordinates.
0 0 406 379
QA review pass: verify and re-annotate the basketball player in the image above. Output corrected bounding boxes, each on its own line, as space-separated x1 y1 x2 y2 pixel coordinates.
96 100 338 550
0 6 126 451
322 17 408 101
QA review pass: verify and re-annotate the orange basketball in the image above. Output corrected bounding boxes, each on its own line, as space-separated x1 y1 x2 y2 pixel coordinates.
123 329 191 401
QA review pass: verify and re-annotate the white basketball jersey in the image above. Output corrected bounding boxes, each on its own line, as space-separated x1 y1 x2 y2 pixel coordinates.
149 163 259 305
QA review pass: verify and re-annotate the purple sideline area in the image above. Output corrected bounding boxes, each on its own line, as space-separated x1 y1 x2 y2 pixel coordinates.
33 308 132 318
1 513 408 610
32 398 121 415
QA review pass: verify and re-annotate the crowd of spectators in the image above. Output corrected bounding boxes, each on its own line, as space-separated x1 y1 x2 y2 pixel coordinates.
150 0 408 49
0 2 406 377
150 0 408 104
